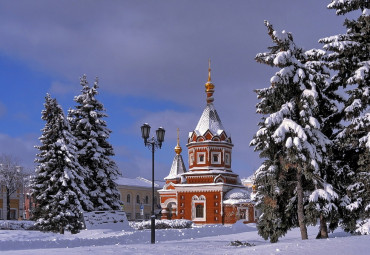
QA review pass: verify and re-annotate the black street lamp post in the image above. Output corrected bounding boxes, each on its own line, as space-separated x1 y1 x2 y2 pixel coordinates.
140 123 165 244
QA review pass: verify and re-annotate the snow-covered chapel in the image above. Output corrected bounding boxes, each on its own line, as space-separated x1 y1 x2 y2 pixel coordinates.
158 62 255 224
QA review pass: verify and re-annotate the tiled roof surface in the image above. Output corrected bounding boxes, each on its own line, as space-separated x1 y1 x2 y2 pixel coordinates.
193 103 225 136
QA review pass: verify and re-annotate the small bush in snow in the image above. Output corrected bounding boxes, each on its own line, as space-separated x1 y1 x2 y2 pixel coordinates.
0 220 39 230
132 219 193 230
229 240 255 247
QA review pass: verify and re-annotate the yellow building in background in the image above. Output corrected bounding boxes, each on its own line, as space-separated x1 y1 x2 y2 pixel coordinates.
116 177 163 221
0 185 25 220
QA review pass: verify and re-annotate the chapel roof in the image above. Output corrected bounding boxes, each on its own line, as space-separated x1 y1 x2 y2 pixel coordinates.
165 128 187 180
164 154 187 180
189 59 226 138
223 187 251 205
194 103 225 136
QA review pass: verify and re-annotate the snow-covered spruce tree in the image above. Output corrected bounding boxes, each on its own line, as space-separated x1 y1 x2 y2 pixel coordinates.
303 49 342 239
319 0 370 233
251 21 336 242
68 75 121 211
32 94 92 234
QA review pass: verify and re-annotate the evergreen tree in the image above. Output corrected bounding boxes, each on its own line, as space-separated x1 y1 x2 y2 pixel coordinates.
303 49 341 239
32 94 92 234
251 21 336 242
319 0 370 233
68 75 121 211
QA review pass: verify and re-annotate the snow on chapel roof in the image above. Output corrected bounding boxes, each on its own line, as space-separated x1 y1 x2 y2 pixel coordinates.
164 154 187 180
194 103 225 136
165 128 187 180
223 188 251 205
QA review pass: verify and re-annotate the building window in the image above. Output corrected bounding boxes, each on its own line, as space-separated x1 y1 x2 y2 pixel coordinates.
135 213 141 220
189 153 194 165
145 214 150 220
211 152 221 164
10 209 17 220
192 195 206 221
239 208 249 221
145 196 149 204
127 194 131 204
136 195 140 204
197 152 206 164
225 153 230 165
196 205 204 218
126 213 131 220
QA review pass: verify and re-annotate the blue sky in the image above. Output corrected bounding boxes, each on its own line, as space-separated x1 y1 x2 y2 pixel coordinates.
0 0 351 180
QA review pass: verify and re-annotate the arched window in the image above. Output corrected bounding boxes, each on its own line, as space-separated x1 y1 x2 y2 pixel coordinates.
196 204 204 218
145 196 149 204
192 195 206 221
136 195 140 204
127 194 131 204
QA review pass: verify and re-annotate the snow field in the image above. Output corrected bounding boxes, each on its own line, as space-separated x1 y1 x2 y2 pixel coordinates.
1 222 370 254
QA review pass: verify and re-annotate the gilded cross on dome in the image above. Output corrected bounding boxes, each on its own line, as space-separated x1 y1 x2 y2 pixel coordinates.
208 58 212 82
174 128 182 155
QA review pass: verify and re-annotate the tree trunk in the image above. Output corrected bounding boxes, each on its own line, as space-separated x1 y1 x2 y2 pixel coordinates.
6 188 10 220
317 214 329 239
297 167 308 240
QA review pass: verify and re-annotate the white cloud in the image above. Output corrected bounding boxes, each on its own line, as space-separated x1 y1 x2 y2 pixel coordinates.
0 133 38 170
49 81 77 96
114 144 169 180
131 109 199 144
0 0 344 180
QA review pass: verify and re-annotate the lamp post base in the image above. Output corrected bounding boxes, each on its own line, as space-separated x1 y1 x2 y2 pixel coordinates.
151 215 155 244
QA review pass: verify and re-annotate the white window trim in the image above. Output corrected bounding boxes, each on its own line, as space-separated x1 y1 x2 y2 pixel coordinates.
192 195 206 221
211 152 221 164
197 152 206 164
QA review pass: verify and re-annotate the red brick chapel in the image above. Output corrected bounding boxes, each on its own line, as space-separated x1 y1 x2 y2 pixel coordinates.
158 62 255 224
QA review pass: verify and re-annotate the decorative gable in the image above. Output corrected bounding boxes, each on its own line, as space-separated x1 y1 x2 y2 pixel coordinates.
214 174 226 183
164 182 176 190
204 130 213 140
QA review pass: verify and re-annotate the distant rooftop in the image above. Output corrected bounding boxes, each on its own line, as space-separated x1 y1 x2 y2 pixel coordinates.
115 177 164 188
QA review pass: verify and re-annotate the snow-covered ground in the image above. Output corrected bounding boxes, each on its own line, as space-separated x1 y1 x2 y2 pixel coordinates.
1 221 370 255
